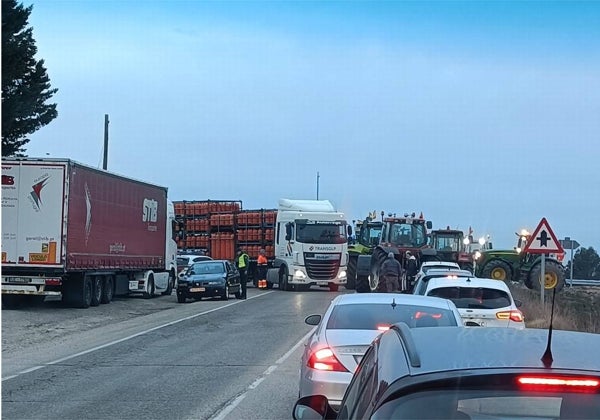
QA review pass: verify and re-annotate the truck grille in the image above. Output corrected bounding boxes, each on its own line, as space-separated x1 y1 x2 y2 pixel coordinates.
304 253 340 280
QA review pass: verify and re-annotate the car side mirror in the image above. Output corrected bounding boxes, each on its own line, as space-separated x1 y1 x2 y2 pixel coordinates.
292 395 336 420
304 314 322 326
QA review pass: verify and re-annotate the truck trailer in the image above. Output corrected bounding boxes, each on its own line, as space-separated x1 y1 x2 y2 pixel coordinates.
266 199 349 291
1 158 178 308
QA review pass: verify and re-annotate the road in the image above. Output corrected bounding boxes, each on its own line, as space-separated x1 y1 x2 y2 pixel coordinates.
2 287 344 420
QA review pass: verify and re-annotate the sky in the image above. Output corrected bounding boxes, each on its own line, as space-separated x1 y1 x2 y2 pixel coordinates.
22 0 600 251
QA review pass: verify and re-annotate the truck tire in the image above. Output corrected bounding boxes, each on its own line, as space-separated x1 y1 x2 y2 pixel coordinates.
91 276 102 307
279 266 292 291
346 255 357 290
481 260 512 281
162 271 175 296
530 261 565 292
78 277 92 309
101 276 114 304
144 275 155 299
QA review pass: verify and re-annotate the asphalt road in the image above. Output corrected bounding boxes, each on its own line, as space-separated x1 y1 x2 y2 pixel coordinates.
2 287 344 420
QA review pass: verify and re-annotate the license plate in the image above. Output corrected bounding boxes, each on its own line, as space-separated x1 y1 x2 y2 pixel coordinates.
7 277 32 283
190 287 205 292
316 281 329 286
129 280 137 289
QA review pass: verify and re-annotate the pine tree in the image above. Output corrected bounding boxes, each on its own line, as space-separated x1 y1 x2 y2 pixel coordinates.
2 0 57 157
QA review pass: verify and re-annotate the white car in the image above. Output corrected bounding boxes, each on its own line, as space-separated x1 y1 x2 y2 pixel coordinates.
422 276 525 329
177 254 213 278
412 267 474 295
298 293 463 409
419 261 461 273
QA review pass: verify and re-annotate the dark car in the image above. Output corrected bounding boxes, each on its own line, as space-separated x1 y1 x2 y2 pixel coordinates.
177 260 242 303
293 325 600 419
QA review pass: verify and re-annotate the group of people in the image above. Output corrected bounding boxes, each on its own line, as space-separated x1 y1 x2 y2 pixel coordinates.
376 250 418 293
235 247 269 299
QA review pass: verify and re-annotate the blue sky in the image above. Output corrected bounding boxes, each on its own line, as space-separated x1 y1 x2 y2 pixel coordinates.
24 0 600 250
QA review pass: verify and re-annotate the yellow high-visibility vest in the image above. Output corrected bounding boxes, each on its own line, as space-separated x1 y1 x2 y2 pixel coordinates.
238 253 248 269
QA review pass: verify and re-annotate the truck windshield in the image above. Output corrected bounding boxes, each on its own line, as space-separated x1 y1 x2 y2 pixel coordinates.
434 234 461 251
390 223 427 247
296 223 347 244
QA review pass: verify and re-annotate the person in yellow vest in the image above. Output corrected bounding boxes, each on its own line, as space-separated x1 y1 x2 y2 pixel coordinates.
257 248 268 289
235 248 250 299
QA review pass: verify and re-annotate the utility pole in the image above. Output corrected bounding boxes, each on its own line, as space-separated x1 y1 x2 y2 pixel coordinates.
102 114 109 170
316 171 320 200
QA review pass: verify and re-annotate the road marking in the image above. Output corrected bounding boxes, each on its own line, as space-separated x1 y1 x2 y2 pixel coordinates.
1 292 274 382
208 326 317 420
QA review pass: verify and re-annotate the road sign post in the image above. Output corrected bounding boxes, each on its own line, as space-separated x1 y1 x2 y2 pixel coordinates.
560 237 580 287
523 218 564 305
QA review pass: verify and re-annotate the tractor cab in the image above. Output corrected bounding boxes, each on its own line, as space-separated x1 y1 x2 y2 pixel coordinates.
429 227 474 271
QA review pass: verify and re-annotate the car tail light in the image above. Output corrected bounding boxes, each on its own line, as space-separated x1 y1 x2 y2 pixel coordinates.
377 324 390 331
518 375 600 392
307 348 348 372
496 310 524 322
415 311 443 320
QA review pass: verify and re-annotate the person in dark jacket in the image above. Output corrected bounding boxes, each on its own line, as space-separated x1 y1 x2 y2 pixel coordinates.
404 251 419 293
377 252 402 293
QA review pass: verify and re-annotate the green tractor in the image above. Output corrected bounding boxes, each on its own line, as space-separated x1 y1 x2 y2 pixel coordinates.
473 229 566 291
346 214 383 290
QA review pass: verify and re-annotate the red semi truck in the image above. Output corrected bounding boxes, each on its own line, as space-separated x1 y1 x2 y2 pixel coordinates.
1 158 178 308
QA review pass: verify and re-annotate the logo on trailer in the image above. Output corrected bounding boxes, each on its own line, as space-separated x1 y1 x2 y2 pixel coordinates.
29 175 50 211
2 175 15 185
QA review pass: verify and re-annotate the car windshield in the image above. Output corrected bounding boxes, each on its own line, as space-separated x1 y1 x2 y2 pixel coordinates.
296 223 347 244
422 265 460 273
428 287 511 309
188 262 224 275
373 389 600 420
433 234 461 251
326 303 458 329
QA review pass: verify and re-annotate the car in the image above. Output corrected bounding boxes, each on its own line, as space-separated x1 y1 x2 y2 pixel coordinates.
176 254 213 278
412 268 474 295
176 260 242 302
298 293 463 409
423 276 525 329
293 326 600 419
419 260 461 274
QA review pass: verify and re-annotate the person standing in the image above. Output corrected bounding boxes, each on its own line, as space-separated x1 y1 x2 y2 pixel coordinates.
236 248 250 299
377 252 402 293
257 248 268 289
405 251 418 293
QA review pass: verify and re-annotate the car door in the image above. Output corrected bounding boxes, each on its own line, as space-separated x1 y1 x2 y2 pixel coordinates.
226 262 240 286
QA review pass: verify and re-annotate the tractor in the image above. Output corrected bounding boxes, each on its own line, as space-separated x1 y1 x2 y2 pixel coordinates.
356 212 433 292
473 229 566 291
346 213 383 290
428 227 474 271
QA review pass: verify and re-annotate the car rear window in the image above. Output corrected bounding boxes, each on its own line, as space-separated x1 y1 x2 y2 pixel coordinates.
326 303 458 330
177 257 190 266
428 286 512 309
189 262 224 274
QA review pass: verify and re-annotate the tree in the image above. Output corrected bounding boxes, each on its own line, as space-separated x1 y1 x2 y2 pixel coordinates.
2 0 57 157
565 247 600 280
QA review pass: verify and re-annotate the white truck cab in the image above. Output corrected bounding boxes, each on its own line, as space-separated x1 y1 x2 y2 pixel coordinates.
267 199 349 292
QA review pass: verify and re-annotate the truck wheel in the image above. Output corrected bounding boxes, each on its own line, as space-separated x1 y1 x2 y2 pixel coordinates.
144 275 155 299
530 261 565 292
481 260 512 281
101 276 114 304
91 276 102 307
78 277 92 309
280 266 292 291
162 271 175 296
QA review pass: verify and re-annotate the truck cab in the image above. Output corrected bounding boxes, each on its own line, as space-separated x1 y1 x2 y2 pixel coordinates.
267 199 349 292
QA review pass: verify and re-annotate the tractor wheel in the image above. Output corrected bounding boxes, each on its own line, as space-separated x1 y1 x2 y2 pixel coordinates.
346 255 357 290
530 261 565 292
481 260 512 281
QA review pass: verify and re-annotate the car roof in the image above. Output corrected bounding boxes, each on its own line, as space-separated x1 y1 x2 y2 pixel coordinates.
421 261 460 267
329 293 455 310
426 276 511 291
383 326 600 378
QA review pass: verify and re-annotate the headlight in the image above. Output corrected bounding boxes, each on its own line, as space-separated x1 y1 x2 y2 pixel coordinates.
337 270 347 279
294 270 306 279
474 251 481 260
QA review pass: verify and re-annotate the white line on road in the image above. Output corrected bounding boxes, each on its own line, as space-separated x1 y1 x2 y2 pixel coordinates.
208 326 317 420
1 292 274 382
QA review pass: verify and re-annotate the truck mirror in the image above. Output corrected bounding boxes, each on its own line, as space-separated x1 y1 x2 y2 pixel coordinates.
426 221 432 229
347 226 353 236
488 242 493 249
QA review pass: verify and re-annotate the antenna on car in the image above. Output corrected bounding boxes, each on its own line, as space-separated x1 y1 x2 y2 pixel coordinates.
541 287 557 368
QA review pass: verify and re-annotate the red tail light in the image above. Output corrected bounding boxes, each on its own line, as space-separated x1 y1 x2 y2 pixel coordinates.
45 278 62 286
496 310 524 322
415 311 443 320
377 324 390 331
307 348 348 372
518 375 600 392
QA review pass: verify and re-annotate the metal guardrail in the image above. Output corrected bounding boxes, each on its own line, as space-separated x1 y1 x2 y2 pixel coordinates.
567 279 600 286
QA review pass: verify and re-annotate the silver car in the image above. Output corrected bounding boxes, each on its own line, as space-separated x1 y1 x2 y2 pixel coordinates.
298 293 463 408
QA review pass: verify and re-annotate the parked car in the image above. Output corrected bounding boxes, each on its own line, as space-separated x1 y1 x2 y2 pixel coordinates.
298 293 463 409
177 260 242 302
419 261 461 273
412 268 473 295
177 254 213 278
293 326 600 419
423 276 525 329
